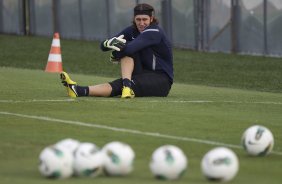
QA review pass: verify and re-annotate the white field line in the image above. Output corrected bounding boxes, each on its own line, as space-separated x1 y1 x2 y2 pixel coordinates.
0 99 76 103
1 111 281 156
1 98 282 105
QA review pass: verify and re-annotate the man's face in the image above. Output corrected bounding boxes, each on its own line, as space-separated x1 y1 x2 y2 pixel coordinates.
134 15 152 32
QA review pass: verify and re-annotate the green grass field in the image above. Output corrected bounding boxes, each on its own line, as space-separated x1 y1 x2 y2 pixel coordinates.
1 67 281 184
0 34 282 184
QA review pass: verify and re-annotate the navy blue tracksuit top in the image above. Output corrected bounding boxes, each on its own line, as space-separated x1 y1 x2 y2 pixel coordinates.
101 24 174 83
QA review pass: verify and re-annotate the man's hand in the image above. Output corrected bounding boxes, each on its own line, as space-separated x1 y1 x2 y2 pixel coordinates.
103 35 126 51
109 52 120 64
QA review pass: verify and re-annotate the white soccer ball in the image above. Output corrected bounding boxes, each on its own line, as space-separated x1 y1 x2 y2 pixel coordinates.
55 138 80 154
73 142 104 177
149 145 187 180
38 146 74 179
241 125 274 156
102 141 135 176
201 147 239 182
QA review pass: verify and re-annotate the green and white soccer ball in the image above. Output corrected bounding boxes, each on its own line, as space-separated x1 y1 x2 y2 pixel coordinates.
201 147 239 182
241 125 274 156
149 145 188 180
102 141 135 176
38 146 74 179
55 138 80 154
73 142 104 177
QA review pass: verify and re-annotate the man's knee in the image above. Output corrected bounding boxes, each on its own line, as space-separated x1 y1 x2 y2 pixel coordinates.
120 56 134 63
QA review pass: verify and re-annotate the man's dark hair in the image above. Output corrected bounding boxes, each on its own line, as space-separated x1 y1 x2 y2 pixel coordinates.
132 3 159 29
134 3 154 16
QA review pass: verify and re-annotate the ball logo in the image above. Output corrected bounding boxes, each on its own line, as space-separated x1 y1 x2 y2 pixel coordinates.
82 168 100 176
107 150 120 164
255 127 265 140
164 149 174 165
52 147 64 157
212 157 231 166
247 140 259 145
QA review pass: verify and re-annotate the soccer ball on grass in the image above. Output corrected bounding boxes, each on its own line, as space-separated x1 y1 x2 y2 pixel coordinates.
102 141 135 176
149 145 188 180
73 142 104 177
38 146 74 179
201 147 239 182
241 125 274 156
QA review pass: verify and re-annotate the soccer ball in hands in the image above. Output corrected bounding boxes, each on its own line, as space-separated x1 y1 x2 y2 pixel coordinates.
241 125 274 156
201 147 239 182
38 146 74 179
55 138 80 154
73 142 104 177
102 141 135 176
149 145 188 180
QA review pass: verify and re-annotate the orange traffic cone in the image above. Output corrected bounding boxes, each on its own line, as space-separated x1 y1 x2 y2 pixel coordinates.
45 32 63 72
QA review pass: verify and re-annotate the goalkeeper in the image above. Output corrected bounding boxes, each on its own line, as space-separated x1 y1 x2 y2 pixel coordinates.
60 3 173 98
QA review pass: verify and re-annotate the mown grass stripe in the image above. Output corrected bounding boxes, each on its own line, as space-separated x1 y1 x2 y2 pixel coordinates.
1 99 282 105
1 111 281 156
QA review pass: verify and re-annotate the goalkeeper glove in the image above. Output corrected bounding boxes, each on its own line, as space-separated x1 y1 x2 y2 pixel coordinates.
110 52 120 64
103 35 126 51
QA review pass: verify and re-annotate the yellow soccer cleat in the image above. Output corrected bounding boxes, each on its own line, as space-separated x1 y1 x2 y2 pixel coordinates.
60 72 78 98
121 86 135 99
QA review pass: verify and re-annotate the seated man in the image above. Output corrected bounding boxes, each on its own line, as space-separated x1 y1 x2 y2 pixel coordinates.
61 3 173 98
